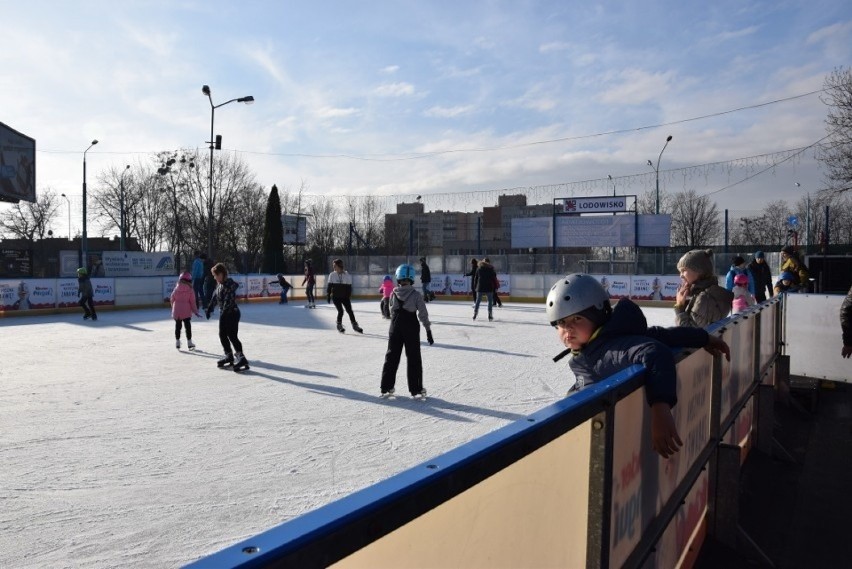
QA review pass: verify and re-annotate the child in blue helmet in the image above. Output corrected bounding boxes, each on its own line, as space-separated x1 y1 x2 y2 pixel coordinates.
773 271 798 295
380 264 434 399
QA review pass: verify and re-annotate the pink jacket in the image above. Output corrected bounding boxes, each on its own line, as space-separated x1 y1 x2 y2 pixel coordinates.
379 280 394 299
171 281 199 320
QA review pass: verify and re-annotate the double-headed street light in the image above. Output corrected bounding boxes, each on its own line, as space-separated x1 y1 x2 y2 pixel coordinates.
201 84 254 259
60 193 71 239
119 164 130 251
647 135 673 215
82 139 98 270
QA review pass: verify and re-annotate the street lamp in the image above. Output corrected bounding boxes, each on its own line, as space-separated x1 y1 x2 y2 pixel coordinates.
82 139 98 270
647 135 673 214
119 164 130 251
201 84 254 259
60 193 71 239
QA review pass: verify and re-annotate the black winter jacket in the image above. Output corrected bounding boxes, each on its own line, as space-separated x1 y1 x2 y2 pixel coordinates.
419 261 431 284
747 259 773 300
842 285 852 346
565 299 710 408
473 262 497 293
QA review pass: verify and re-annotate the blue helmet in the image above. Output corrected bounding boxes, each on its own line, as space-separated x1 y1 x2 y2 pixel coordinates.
383 275 392 282
395 264 416 283
780 271 796 282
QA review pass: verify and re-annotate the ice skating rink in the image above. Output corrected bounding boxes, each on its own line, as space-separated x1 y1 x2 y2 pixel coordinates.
0 299 673 568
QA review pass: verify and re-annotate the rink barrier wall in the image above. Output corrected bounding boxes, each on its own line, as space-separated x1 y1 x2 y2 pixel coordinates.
186 298 787 568
1 273 691 316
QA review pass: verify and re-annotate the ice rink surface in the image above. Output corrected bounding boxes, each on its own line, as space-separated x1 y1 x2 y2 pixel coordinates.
0 298 674 568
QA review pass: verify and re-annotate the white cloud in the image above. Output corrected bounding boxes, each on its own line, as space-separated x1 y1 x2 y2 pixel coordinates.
539 41 570 54
381 65 400 74
600 69 677 105
806 21 852 45
714 25 761 42
374 82 415 97
424 105 475 118
316 107 360 119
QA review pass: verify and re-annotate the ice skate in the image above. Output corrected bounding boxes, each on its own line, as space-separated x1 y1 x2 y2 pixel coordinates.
217 353 234 368
233 353 250 372
337 321 345 333
187 339 196 351
352 322 363 334
176 339 181 349
91 314 97 321
488 315 494 322
83 314 91 320
380 389 395 399
412 389 427 400
472 311 478 320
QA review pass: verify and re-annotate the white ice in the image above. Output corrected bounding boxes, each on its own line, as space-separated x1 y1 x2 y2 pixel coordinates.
0 299 675 568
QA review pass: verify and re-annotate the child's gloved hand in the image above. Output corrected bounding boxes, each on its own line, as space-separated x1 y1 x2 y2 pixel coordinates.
704 335 730 361
205 310 212 320
426 330 434 345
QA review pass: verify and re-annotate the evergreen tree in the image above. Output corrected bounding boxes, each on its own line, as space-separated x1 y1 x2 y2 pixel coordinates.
261 185 285 274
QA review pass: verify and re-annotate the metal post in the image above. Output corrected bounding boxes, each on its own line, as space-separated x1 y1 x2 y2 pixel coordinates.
82 139 98 270
653 135 672 215
120 164 129 251
61 193 71 240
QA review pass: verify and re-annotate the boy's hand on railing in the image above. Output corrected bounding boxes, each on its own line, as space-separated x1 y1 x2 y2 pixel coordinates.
704 335 731 361
650 403 683 459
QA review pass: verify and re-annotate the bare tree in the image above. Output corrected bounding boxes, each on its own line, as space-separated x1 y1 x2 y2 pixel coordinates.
819 67 852 197
220 183 267 273
636 188 675 214
669 189 722 247
0 188 62 240
306 197 342 266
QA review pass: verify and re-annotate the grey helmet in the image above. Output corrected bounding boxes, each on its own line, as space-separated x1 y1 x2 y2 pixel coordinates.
545 273 611 326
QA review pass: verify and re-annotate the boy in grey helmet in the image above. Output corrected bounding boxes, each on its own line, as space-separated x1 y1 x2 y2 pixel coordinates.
546 273 730 458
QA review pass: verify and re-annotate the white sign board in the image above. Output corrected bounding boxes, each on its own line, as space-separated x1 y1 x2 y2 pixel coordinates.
554 196 628 213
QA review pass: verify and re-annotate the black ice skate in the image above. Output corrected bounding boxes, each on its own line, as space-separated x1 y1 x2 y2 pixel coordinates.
233 353 250 372
337 322 345 333
352 322 363 334
217 353 234 368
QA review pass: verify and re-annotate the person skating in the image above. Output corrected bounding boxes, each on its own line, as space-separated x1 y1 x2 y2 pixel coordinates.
472 258 497 321
380 264 434 399
205 263 249 371
171 271 201 350
302 260 316 308
379 275 394 319
77 267 97 320
546 273 730 458
419 257 433 302
276 273 292 304
747 251 773 303
327 258 363 333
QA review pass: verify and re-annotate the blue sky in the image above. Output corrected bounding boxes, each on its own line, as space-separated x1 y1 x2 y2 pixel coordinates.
2 0 851 219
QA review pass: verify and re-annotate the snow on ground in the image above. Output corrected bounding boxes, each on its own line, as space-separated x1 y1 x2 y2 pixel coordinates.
0 299 675 568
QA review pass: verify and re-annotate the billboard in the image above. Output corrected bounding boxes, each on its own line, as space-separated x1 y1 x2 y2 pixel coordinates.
281 214 307 245
0 121 36 203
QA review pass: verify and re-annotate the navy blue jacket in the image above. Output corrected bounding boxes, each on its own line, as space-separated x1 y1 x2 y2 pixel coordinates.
566 299 710 407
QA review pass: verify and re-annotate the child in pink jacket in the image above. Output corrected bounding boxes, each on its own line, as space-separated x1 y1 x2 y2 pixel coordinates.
731 273 756 314
171 271 201 350
379 275 394 319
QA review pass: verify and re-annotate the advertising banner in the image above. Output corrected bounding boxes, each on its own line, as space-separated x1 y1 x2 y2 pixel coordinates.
429 274 470 295
630 275 680 301
91 278 116 306
246 275 277 299
593 274 631 300
57 279 81 308
162 276 180 303
0 279 54 310
102 251 176 277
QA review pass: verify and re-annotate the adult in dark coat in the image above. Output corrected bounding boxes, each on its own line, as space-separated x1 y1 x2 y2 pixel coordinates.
472 259 497 321
464 258 478 300
841 284 852 358
419 257 433 302
747 251 773 302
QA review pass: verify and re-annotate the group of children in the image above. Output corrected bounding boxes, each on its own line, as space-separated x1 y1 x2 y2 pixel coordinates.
166 255 743 459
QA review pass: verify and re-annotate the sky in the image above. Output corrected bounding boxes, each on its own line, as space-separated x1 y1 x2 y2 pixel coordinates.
2 0 851 225
0 300 678 568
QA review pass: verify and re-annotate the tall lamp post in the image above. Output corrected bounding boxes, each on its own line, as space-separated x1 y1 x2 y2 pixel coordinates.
82 139 98 270
201 85 254 259
119 164 130 251
647 135 673 215
60 193 71 239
